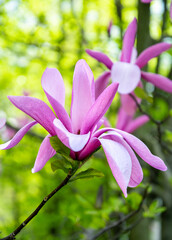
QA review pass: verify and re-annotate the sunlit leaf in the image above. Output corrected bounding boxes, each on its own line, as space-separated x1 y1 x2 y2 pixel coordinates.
148 97 169 121
70 168 104 182
143 200 166 218
134 87 153 103
51 154 72 173
49 136 70 157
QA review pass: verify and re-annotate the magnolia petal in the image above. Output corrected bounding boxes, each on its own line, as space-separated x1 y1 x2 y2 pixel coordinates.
32 135 56 173
78 137 100 160
121 95 137 117
95 71 111 99
102 117 111 128
111 62 141 94
101 132 143 188
120 18 137 63
99 137 132 197
93 127 114 138
41 68 72 131
8 96 56 136
121 93 139 116
116 108 132 131
125 115 149 133
121 140 143 188
53 119 90 152
115 129 167 171
141 71 172 93
0 121 37 150
0 117 6 129
86 49 113 69
108 20 113 37
136 43 172 68
81 83 118 134
70 59 95 134
131 47 138 64
41 68 65 106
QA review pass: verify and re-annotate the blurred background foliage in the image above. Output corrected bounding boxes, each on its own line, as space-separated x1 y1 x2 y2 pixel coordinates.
0 0 172 239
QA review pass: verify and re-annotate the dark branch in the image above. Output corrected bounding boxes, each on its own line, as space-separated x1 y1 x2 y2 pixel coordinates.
90 187 148 240
0 169 75 240
6 122 44 140
129 93 169 144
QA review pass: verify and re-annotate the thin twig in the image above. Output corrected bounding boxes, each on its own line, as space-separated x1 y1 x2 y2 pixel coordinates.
90 187 148 240
6 122 44 140
129 93 169 144
113 216 142 240
0 169 75 240
129 94 159 124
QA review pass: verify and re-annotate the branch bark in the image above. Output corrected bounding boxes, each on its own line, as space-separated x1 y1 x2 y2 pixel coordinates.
129 93 169 144
90 186 148 240
0 169 75 240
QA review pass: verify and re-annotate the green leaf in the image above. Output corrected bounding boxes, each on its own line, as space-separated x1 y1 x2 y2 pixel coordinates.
164 130 172 142
51 160 69 173
126 192 142 210
70 168 104 182
49 136 70 157
148 97 169 121
51 155 72 173
134 87 153 103
143 200 166 218
169 109 172 117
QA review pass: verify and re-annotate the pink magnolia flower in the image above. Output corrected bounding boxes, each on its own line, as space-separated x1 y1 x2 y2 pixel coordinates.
95 71 149 133
86 18 172 95
116 100 149 133
102 105 149 134
107 20 113 37
95 73 149 133
0 91 31 141
0 60 167 197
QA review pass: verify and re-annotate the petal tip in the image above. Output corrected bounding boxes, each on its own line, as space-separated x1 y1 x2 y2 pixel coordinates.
161 165 168 171
124 191 128 198
31 168 36 173
86 49 91 54
133 17 137 24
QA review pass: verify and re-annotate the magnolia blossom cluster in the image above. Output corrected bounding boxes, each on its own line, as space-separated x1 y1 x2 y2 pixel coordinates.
0 18 170 197
87 18 172 132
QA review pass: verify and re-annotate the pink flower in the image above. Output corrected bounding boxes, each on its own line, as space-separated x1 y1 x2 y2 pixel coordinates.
107 20 113 37
95 74 149 133
116 81 149 133
0 60 167 197
116 106 149 133
94 71 149 132
86 18 172 95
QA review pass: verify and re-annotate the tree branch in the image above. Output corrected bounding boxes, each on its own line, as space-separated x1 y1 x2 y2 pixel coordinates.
90 186 148 240
129 93 169 144
5 122 44 140
0 168 76 240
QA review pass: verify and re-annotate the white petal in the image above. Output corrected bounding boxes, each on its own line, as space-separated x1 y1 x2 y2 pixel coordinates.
111 62 141 94
53 119 90 152
99 137 132 197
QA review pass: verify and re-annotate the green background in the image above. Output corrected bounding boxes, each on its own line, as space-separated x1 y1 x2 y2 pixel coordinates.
0 0 172 239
